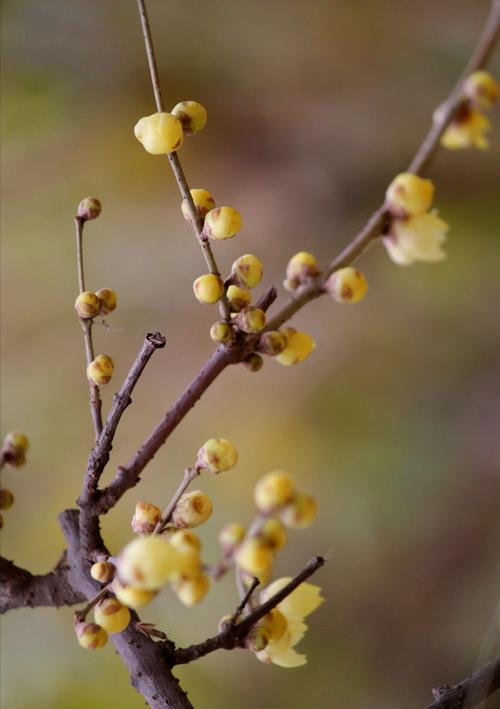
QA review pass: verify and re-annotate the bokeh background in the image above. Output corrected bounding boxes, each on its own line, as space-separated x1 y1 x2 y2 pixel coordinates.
1 1 499 707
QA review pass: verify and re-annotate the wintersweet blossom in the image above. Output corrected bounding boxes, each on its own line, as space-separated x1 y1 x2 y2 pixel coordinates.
383 212 449 266
440 107 491 150
254 578 324 667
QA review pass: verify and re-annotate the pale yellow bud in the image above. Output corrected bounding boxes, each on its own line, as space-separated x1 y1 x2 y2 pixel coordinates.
385 173 434 215
174 573 210 606
227 285 252 312
171 490 213 529
204 207 242 240
254 471 295 513
134 112 184 154
75 621 108 650
197 438 239 474
219 523 246 553
235 538 274 577
463 71 499 110
193 274 224 305
3 432 29 453
441 107 491 150
94 597 131 634
181 188 216 221
274 328 315 366
280 491 317 529
77 197 101 222
236 307 266 333
90 561 115 584
117 535 185 591
0 489 14 510
169 529 202 553
242 353 264 373
285 251 320 290
74 291 101 319
87 354 114 386
112 578 155 609
257 331 287 356
210 321 234 344
95 288 117 315
171 101 208 135
231 254 263 289
260 518 287 551
325 267 368 303
131 500 162 535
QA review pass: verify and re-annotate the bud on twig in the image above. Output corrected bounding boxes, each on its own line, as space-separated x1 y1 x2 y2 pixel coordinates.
76 197 102 222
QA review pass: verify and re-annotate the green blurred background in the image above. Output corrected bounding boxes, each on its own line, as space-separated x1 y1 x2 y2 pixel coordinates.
1 1 499 707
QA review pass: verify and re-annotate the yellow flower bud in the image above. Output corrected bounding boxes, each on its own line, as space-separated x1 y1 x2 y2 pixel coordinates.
181 188 216 221
242 352 264 373
169 529 202 553
74 291 101 319
131 500 162 535
463 71 499 110
260 518 287 551
134 112 184 154
280 491 317 529
274 328 315 366
174 573 210 606
246 625 270 652
193 274 224 305
77 197 102 222
260 609 288 641
112 578 155 609
75 621 108 650
285 251 320 290
440 106 491 150
171 490 213 529
90 561 115 584
95 288 117 316
204 207 242 240
385 173 434 215
325 267 368 304
235 538 274 577
231 254 264 289
236 306 266 333
257 331 287 356
171 101 208 135
227 285 252 312
0 489 14 510
87 354 114 386
117 535 184 591
94 597 131 634
197 438 239 474
219 522 246 553
209 321 234 344
254 471 295 513
3 432 29 453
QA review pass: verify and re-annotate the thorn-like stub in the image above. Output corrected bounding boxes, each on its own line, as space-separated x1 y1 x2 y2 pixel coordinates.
146 332 167 349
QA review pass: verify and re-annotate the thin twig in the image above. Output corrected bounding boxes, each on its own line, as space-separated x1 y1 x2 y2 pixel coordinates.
231 576 260 623
172 555 325 665
153 467 200 533
75 216 103 439
136 0 231 322
73 584 111 622
424 654 500 709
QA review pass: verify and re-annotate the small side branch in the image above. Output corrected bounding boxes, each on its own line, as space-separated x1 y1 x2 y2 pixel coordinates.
172 555 325 665
425 654 500 709
0 554 84 613
154 466 200 533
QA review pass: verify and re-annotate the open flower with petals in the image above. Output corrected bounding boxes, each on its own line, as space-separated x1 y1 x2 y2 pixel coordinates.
253 578 324 667
383 212 449 266
441 107 491 150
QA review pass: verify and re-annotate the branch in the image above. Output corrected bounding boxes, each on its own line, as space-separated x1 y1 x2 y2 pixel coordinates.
0 553 84 613
172 555 325 665
98 1 500 514
425 654 500 709
136 0 231 322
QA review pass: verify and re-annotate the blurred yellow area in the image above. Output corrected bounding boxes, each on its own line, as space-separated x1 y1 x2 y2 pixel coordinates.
1 1 499 707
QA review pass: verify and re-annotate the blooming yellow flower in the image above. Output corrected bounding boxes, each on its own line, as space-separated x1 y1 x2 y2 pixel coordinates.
441 107 491 150
383 212 449 266
254 578 324 667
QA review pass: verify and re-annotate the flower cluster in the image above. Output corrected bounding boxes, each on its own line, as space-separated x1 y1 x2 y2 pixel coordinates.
74 288 117 320
383 173 449 265
0 432 30 528
441 71 499 150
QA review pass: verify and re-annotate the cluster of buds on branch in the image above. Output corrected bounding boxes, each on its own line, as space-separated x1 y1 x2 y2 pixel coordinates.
0 432 29 528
